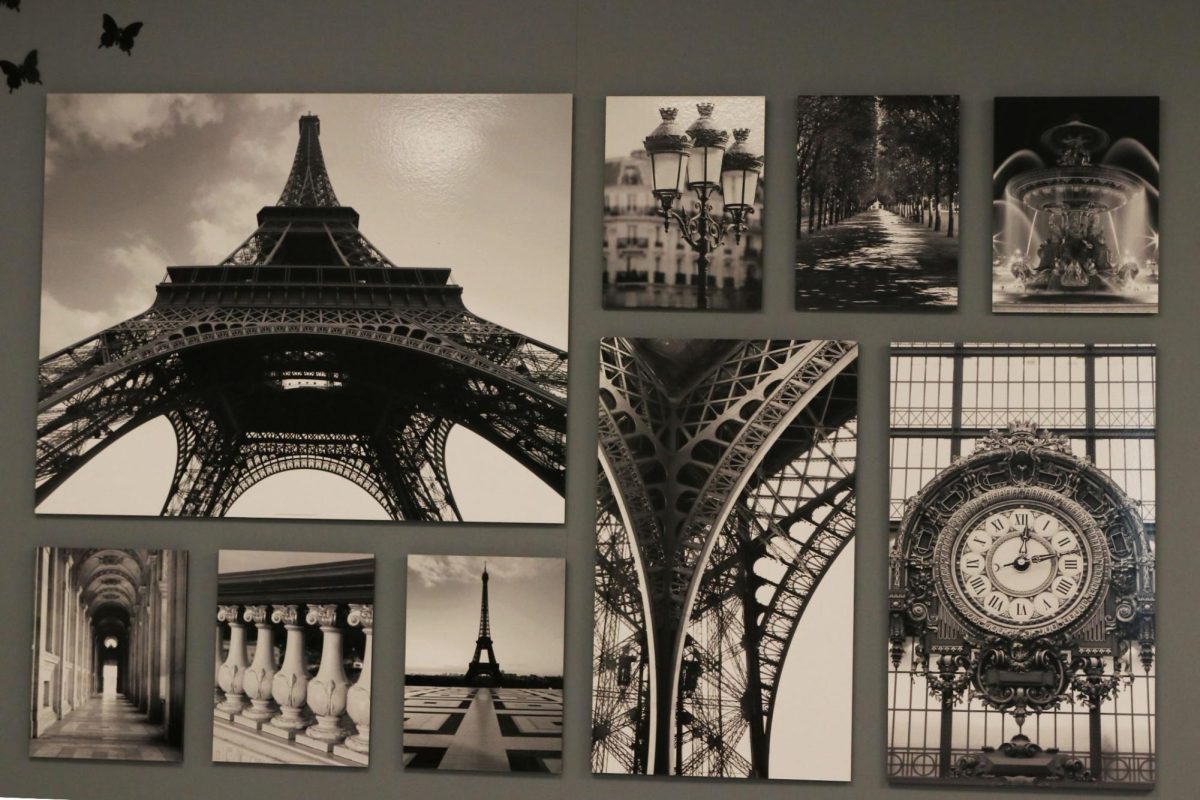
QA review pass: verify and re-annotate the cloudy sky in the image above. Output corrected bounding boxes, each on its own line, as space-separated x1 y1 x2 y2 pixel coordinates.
605 96 766 160
36 94 571 522
405 555 565 677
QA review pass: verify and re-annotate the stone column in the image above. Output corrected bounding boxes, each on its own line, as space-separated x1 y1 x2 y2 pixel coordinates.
215 605 249 717
337 604 372 763
267 605 310 737
239 605 278 725
214 623 225 704
297 604 349 750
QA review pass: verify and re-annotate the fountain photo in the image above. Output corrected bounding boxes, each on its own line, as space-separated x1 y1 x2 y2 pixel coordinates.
30 547 189 762
603 96 765 311
887 343 1156 789
795 96 960 311
35 94 571 523
591 338 857 780
212 549 375 767
404 554 565 773
993 97 1159 313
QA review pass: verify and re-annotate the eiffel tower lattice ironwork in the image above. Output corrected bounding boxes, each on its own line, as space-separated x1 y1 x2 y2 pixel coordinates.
36 115 568 519
465 564 502 684
590 338 858 777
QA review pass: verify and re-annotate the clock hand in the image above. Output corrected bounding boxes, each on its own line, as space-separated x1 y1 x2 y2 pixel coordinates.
1029 548 1080 564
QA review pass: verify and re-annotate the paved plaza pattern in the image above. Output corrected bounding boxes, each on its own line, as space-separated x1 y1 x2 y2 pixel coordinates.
30 694 182 762
403 686 563 773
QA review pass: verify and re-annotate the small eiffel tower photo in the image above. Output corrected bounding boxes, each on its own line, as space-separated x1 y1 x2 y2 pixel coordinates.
35 94 572 523
404 554 565 773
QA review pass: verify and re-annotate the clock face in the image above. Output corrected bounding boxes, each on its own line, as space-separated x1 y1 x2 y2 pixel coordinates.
935 488 1109 638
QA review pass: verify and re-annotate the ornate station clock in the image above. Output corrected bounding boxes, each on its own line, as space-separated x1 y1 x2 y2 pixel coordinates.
889 422 1155 780
936 485 1109 641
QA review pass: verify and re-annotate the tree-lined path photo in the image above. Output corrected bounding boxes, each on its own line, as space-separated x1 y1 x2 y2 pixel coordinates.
794 95 959 311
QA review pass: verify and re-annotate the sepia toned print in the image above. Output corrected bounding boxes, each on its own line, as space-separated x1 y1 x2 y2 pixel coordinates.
212 550 375 767
591 339 857 780
405 555 565 773
36 94 570 523
887 343 1156 788
993 97 1159 313
30 547 188 762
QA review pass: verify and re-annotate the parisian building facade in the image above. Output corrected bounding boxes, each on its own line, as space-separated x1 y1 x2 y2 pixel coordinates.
602 151 764 310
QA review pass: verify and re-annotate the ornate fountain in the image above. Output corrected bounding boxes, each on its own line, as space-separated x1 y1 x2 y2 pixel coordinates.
1004 118 1147 293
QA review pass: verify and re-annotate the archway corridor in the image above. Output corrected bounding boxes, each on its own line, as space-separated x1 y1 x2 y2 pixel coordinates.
30 548 188 762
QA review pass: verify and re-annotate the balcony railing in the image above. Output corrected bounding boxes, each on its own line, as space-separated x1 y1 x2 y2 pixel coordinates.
616 237 650 250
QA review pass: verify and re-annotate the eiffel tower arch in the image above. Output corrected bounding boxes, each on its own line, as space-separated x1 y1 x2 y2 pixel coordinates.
590 338 858 777
36 114 568 520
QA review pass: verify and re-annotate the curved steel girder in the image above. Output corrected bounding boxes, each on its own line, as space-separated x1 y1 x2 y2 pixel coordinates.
591 489 655 774
37 333 565 509
39 318 565 412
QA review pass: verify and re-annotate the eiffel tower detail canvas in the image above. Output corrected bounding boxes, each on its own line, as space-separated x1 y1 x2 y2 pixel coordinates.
36 95 571 522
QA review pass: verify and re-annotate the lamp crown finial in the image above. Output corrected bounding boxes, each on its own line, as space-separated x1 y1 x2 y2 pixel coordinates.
733 128 750 142
696 102 715 117
659 107 678 122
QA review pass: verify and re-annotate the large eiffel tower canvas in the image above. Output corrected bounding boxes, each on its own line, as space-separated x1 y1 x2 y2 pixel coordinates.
36 95 571 522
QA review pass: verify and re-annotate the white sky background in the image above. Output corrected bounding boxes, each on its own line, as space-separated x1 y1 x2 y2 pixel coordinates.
768 539 854 781
36 94 571 522
605 96 765 161
405 555 565 677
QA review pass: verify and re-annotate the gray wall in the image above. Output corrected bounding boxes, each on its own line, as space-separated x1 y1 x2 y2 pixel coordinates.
1 1 1197 798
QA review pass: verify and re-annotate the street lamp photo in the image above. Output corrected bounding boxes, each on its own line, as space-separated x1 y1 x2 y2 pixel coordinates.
643 103 763 309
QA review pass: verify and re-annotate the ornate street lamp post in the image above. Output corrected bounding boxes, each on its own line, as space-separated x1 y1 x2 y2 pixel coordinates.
643 103 763 310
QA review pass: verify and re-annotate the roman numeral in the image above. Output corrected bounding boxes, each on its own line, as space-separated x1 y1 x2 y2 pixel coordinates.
1054 578 1073 595
1062 557 1080 570
968 576 988 593
987 595 1005 610
1014 512 1029 526
1056 535 1074 549
989 517 1006 531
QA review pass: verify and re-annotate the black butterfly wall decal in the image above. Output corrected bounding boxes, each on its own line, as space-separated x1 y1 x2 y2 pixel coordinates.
1 49 40 93
2 0 21 12
99 13 142 55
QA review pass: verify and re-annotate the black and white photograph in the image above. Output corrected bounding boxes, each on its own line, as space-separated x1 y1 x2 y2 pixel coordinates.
212 549 375 767
30 547 188 762
603 96 765 311
993 97 1159 313
591 339 857 779
404 555 565 773
795 96 959 311
887 343 1156 788
35 93 571 523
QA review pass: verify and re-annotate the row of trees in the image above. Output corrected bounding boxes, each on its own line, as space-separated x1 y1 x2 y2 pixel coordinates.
795 96 959 238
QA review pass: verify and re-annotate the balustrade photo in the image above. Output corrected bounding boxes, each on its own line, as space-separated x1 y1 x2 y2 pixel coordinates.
212 550 375 767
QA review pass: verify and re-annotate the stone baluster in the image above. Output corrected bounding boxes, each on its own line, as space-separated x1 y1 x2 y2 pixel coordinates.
267 605 310 736
337 604 372 762
239 605 278 725
214 623 224 703
297 604 349 750
215 604 249 717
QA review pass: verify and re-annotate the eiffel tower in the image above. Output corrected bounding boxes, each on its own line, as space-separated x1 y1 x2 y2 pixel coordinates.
36 114 568 520
590 339 858 777
465 564 502 685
